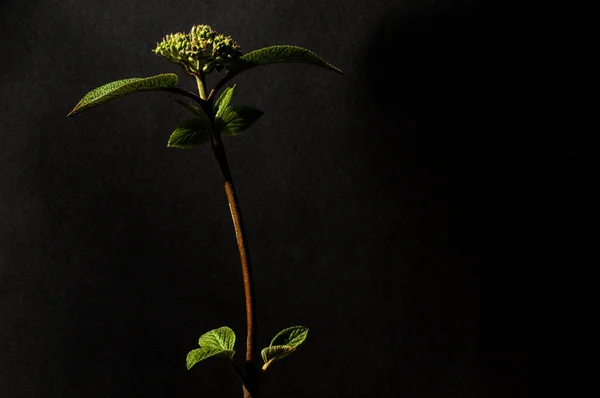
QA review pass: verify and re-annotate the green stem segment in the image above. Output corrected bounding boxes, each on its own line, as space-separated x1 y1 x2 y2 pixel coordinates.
196 74 208 100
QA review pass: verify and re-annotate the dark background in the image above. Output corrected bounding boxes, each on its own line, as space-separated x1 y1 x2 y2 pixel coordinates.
1 0 575 397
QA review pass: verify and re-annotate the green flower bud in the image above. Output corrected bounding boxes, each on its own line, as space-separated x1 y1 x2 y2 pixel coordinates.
154 25 242 76
190 24 215 51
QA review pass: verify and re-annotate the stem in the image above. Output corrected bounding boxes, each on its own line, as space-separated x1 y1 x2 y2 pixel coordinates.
161 87 203 103
196 75 258 397
212 137 258 398
196 74 208 100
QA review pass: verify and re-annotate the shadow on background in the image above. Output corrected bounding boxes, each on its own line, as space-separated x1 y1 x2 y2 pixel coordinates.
353 1 572 397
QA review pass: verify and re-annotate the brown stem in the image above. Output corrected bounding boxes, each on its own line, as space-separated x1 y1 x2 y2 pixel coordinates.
211 141 258 398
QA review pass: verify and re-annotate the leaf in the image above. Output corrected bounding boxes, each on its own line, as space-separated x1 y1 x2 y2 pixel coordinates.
215 106 264 136
270 326 309 348
214 85 236 118
167 118 210 148
227 45 343 76
186 326 236 370
261 345 296 371
174 100 210 122
260 326 309 371
198 326 236 353
186 347 236 370
68 73 178 116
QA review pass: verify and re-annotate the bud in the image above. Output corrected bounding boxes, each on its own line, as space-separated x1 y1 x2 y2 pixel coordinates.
153 25 242 76
189 25 215 53
212 34 243 72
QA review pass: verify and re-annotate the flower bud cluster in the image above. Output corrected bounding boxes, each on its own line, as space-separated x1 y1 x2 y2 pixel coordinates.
153 25 242 75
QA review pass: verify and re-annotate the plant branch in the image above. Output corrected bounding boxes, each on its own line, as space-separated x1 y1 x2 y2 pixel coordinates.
161 87 203 104
162 87 214 120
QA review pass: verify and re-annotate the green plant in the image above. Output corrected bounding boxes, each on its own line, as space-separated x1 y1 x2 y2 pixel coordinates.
68 24 342 397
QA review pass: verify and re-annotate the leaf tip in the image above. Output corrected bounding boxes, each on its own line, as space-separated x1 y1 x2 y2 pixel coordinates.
327 64 344 75
186 349 199 370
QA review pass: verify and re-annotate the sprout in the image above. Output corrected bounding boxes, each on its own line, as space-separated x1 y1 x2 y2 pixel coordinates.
153 25 242 76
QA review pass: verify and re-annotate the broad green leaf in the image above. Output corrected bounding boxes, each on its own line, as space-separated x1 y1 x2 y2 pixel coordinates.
174 100 210 122
215 106 264 136
260 326 309 371
186 347 236 370
68 73 178 116
214 85 236 118
261 345 295 371
270 326 309 348
167 118 210 148
186 326 236 370
227 45 343 76
198 326 236 354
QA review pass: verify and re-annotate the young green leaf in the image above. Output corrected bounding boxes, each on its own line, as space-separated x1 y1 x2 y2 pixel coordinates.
174 100 210 122
198 326 236 353
261 345 295 371
186 326 236 370
260 326 309 371
214 85 236 118
168 118 210 148
68 73 178 116
270 326 309 348
227 45 343 76
215 106 264 136
186 347 236 370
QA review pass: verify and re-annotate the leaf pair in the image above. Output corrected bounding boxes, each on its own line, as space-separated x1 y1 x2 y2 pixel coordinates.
185 325 309 371
67 45 342 118
168 85 263 148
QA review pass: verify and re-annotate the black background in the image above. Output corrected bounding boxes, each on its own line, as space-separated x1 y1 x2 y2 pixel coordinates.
1 0 575 397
